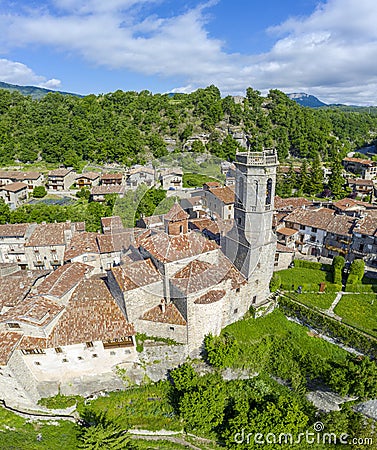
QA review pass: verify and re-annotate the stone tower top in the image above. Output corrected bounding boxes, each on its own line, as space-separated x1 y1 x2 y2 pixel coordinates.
235 148 279 167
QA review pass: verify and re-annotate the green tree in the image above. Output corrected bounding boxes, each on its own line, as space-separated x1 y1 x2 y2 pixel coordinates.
328 158 346 199
0 198 11 223
32 185 47 198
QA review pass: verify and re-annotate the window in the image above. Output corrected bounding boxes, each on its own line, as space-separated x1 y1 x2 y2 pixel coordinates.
34 362 41 366
86 341 94 348
62 358 68 363
55 347 63 354
236 287 240 293
78 356 83 360
234 308 238 314
311 227 317 233
252 295 257 304
300 225 305 230
8 323 20 329
274 254 279 262
22 349 45 355
169 326 175 331
92 354 98 358
237 217 242 225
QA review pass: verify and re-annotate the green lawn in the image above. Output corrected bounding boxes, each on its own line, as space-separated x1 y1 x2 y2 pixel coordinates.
290 293 337 310
182 173 219 188
278 267 335 291
334 294 377 338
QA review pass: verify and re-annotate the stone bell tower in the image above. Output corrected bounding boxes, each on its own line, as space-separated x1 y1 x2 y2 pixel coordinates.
223 148 279 304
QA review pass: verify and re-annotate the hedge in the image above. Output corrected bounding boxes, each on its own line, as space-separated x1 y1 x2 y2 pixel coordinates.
280 281 341 293
279 295 377 359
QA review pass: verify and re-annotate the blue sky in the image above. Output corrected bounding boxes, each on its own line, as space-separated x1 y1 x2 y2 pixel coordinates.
0 0 377 104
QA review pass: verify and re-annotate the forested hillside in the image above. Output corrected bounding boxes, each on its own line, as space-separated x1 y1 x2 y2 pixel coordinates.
0 85 376 168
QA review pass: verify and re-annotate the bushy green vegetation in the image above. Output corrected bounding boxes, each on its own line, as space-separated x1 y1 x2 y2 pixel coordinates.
0 86 376 174
334 294 377 338
346 259 365 286
290 293 337 310
32 185 47 198
332 255 345 284
182 173 218 188
38 393 82 410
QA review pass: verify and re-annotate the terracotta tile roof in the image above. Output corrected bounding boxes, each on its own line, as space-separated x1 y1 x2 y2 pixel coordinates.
343 157 374 166
274 196 311 211
64 232 100 261
0 223 31 237
12 172 42 181
276 243 295 253
354 211 377 236
159 168 183 176
77 172 100 180
91 185 125 195
36 262 93 298
18 335 47 350
347 178 374 186
0 270 50 309
48 168 72 177
191 216 225 235
0 296 64 327
204 181 221 188
171 252 245 295
74 222 86 232
128 167 154 175
284 207 334 230
194 289 226 304
208 186 235 204
0 182 27 192
0 331 22 365
111 259 161 291
140 215 165 227
97 230 141 253
325 215 355 237
101 216 124 234
101 173 123 180
138 229 218 263
276 227 298 236
141 302 186 325
25 222 71 247
332 198 363 211
46 277 135 347
164 203 189 222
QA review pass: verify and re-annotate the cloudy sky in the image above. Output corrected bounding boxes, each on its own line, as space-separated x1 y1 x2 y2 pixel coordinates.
0 0 376 104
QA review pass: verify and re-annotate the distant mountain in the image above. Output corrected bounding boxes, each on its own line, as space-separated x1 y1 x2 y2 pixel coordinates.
287 92 327 108
0 81 83 99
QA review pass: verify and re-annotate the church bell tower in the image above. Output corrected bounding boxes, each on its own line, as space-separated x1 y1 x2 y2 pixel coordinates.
224 148 279 299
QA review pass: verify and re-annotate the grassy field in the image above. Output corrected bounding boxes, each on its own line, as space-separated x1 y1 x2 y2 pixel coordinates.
334 293 377 338
221 309 347 372
278 267 334 291
290 292 337 310
0 406 78 450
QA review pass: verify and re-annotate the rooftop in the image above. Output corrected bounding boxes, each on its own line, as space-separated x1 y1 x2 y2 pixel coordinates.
0 223 32 238
194 289 226 304
164 203 189 222
0 182 28 192
0 331 22 365
64 232 100 261
25 222 71 247
208 186 235 204
77 172 100 180
141 302 186 325
111 259 161 291
48 168 72 177
36 262 93 298
284 207 334 230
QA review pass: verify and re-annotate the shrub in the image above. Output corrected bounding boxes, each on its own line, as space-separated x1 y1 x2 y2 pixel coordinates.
270 273 281 292
32 185 47 198
332 255 345 284
347 259 365 284
293 260 322 270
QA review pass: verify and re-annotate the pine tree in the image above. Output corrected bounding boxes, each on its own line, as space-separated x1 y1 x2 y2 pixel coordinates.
328 158 346 199
308 153 324 196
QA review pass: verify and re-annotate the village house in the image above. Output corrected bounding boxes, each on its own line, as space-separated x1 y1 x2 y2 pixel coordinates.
202 182 235 220
100 173 124 186
350 210 377 270
0 223 36 269
64 232 101 272
136 214 165 230
75 172 100 189
0 182 28 209
101 216 124 234
274 243 295 271
47 168 76 191
0 271 136 406
343 157 377 180
180 196 204 219
0 171 44 191
283 207 335 257
90 185 125 202
347 178 374 199
159 168 183 190
24 222 81 270
125 167 155 188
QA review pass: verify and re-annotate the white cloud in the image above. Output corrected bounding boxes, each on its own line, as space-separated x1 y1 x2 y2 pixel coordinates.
1 0 377 104
0 58 61 88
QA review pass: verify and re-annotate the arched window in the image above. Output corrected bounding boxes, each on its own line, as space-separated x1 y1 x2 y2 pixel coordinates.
254 180 259 206
266 178 272 205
